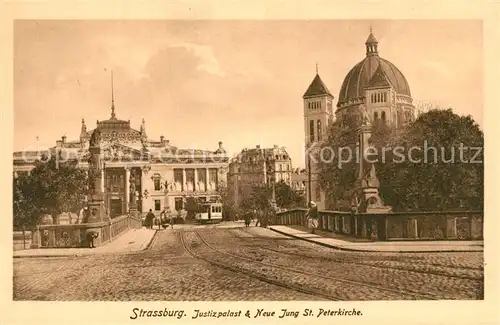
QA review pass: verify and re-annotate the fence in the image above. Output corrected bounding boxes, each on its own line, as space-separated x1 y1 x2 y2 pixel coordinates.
25 215 143 249
274 209 483 241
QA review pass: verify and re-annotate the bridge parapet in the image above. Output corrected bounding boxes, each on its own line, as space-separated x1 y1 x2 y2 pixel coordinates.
27 214 142 249
274 209 483 241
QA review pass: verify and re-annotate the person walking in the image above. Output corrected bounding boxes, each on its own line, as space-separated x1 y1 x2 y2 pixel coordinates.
145 209 155 229
305 201 319 234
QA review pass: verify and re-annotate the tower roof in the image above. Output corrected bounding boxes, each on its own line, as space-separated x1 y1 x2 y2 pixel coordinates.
365 32 378 44
303 73 333 99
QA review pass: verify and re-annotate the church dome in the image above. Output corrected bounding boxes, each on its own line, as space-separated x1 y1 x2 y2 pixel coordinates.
337 32 412 108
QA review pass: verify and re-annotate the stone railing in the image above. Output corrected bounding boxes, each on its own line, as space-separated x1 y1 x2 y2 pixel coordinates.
29 215 143 249
274 209 483 241
13 231 32 251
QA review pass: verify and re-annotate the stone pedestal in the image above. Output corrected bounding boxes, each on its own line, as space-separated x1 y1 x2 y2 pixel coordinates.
129 203 139 218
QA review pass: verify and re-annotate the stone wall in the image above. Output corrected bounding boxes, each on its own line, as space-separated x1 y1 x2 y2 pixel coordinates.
26 215 142 248
275 209 483 241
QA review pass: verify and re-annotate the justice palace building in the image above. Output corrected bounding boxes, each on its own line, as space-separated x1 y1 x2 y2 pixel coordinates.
13 100 229 218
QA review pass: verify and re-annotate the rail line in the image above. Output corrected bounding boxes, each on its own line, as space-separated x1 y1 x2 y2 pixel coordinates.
178 229 340 300
196 230 438 300
229 229 483 282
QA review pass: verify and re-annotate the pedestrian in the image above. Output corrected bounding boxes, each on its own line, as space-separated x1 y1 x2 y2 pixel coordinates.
145 209 155 229
86 230 98 248
254 209 260 227
305 201 319 234
159 209 166 229
244 212 251 227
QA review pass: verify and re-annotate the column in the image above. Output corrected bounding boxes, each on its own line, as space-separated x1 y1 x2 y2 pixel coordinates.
125 167 130 213
413 219 419 238
182 169 186 192
140 170 146 213
101 167 105 193
194 168 198 192
206 168 210 191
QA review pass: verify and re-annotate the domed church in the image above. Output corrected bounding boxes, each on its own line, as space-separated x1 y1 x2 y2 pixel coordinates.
303 30 415 209
336 30 415 126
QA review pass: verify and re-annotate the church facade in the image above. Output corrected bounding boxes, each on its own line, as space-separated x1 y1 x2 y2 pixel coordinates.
303 30 416 210
13 101 229 218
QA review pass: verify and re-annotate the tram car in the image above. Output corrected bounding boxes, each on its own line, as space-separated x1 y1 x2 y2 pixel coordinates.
195 202 223 224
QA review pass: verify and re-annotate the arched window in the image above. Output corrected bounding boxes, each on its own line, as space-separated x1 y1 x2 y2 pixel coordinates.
309 120 315 142
381 111 386 122
374 112 378 120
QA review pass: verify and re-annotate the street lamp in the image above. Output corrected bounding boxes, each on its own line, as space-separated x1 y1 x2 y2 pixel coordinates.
306 143 312 204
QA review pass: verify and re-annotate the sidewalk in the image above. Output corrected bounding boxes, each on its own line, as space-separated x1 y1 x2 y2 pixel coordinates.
13 228 158 258
268 225 484 253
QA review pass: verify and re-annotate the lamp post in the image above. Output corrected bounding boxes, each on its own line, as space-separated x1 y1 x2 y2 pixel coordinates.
306 142 312 204
265 157 276 227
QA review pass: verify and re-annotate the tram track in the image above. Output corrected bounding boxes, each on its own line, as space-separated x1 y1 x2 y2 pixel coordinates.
229 229 483 282
195 230 438 300
179 229 338 300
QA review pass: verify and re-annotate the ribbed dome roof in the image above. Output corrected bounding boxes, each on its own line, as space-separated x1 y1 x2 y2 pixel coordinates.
337 32 412 107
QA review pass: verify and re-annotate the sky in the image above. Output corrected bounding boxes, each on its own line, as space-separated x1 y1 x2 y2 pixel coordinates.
14 20 483 168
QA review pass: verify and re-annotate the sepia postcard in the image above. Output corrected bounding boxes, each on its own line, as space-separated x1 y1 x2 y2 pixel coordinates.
1 1 499 325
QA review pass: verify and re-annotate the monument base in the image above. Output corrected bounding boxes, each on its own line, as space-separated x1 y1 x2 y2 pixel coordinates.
353 187 392 213
87 198 109 223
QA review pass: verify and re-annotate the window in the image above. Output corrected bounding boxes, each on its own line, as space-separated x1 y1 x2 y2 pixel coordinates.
154 178 161 191
174 169 183 184
309 120 315 142
374 112 378 120
209 168 218 184
381 111 386 122
317 120 322 141
154 200 161 211
174 197 184 211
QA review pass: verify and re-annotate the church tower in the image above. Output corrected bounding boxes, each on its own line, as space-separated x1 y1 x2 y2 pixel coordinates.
302 66 334 209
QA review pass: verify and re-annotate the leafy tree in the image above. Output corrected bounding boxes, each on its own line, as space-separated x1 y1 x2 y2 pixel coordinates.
13 154 88 229
318 108 483 212
275 180 305 208
239 185 272 214
216 180 237 220
317 112 361 209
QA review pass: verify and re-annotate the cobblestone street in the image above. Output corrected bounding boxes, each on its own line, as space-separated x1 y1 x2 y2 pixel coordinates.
13 227 484 301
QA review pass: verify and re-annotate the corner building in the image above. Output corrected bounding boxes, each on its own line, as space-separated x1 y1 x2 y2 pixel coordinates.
303 31 415 210
228 145 293 207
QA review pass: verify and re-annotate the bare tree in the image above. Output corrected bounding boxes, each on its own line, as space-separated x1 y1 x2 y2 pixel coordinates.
414 100 443 118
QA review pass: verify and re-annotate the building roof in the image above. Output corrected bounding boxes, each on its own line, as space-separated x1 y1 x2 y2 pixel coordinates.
303 74 333 99
366 64 392 89
337 32 412 107
365 32 378 44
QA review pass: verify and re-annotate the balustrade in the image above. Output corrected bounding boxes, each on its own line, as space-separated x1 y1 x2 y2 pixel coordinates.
28 214 142 248
274 209 483 241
